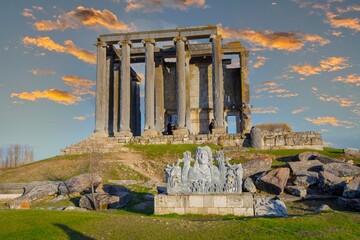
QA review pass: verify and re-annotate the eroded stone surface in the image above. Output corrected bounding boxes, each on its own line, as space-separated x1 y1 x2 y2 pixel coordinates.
242 158 272 179
254 197 287 217
256 168 290 195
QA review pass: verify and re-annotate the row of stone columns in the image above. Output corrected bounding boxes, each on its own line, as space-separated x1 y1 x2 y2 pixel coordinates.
94 34 226 137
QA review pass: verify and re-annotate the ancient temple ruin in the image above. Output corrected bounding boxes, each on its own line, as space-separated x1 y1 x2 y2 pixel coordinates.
93 25 251 138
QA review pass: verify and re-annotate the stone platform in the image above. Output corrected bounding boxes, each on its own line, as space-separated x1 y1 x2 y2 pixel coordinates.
154 193 254 216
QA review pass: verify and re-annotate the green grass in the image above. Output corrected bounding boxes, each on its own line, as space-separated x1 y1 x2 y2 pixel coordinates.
0 210 359 239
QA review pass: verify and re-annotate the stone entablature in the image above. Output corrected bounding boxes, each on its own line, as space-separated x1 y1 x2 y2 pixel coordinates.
251 126 323 150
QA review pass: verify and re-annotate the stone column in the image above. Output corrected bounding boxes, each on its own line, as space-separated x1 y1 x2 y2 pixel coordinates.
113 66 119 136
154 58 165 133
240 50 252 135
142 39 157 136
185 52 193 134
118 40 133 137
210 34 225 134
106 53 114 135
173 36 189 135
94 42 109 137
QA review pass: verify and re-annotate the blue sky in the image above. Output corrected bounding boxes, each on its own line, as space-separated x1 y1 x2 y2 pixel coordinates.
0 0 359 160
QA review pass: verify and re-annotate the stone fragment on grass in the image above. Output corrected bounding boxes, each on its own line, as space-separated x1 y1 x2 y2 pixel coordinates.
242 158 272 179
342 177 360 199
343 148 360 158
318 171 346 195
314 204 333 213
256 168 290 195
243 178 257 193
6 198 30 209
286 160 323 174
79 192 130 210
293 171 319 187
296 152 318 162
323 162 360 178
254 197 288 217
338 197 360 212
285 186 307 197
58 174 102 195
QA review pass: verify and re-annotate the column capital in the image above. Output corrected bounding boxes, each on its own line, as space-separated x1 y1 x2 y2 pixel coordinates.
210 34 222 41
119 40 132 47
95 41 107 47
141 38 155 45
173 36 187 43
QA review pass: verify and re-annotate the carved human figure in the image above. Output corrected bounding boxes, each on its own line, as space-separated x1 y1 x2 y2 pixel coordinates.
188 146 220 184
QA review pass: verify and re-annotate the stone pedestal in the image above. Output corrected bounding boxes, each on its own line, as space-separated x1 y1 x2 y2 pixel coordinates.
118 130 133 138
142 129 159 137
172 128 189 136
155 193 254 216
212 127 226 135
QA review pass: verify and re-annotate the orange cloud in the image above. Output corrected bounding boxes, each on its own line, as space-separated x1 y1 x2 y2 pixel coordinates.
30 69 56 75
290 56 350 76
305 116 353 128
268 89 288 93
333 74 360 86
22 8 36 19
276 93 299 98
292 107 306 114
262 81 278 87
319 96 355 107
33 6 129 32
62 75 95 96
218 25 330 52
11 89 81 105
290 64 322 76
253 56 268 68
326 11 360 31
22 36 96 64
124 0 208 12
336 5 360 14
252 106 279 114
73 116 86 121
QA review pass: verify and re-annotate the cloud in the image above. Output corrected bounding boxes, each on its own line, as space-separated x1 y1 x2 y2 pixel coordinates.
73 116 86 121
336 5 360 14
124 0 208 12
292 107 306 114
305 116 353 128
252 106 279 114
276 93 299 98
319 96 355 107
22 8 36 19
333 74 360 86
218 25 330 52
62 75 95 96
30 69 56 75
290 56 349 76
22 36 96 64
11 89 81 105
268 89 288 93
262 81 278 87
330 30 342 37
33 6 129 32
253 56 268 68
290 64 322 76
32 6 44 11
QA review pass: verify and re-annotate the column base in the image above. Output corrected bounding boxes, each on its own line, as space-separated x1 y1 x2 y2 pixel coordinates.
212 127 226 135
92 131 109 138
142 129 159 137
118 130 133 137
173 127 189 136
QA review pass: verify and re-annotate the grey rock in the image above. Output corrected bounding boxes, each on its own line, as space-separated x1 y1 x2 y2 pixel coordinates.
256 168 290 195
254 197 288 217
314 204 333 213
63 206 88 212
6 198 30 209
343 148 360 158
318 171 346 194
338 197 360 212
133 201 154 212
293 171 319 187
285 186 307 197
342 177 360 198
296 152 319 162
96 184 129 196
323 162 360 177
50 194 68 203
250 127 263 149
314 155 338 164
58 174 102 195
286 160 323 174
108 180 144 185
22 181 60 201
243 178 257 193
79 192 130 210
242 158 272 179
142 180 157 188
143 193 154 201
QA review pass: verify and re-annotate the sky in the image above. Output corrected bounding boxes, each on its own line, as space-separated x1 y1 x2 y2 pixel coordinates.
0 0 359 160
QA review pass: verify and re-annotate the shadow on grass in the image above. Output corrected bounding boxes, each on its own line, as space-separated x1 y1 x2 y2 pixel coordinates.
54 223 94 240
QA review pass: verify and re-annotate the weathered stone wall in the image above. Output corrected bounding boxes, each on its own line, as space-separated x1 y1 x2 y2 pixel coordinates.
251 127 323 150
155 193 254 216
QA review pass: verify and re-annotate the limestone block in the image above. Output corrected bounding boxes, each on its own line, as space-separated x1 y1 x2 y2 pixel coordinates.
343 177 360 198
218 207 233 215
189 195 204 208
286 160 324 174
293 171 319 187
324 162 360 177
343 148 360 158
203 195 214 207
207 207 219 215
174 208 185 215
242 158 272 179
250 127 263 149
296 152 319 162
226 196 244 208
254 198 287 217
213 196 227 207
256 168 290 195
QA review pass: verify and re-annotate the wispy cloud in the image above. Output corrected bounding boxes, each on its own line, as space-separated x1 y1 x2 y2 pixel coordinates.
276 93 299 98
252 106 279 114
124 0 208 12
290 56 349 76
30 69 56 75
292 107 306 114
305 116 354 128
73 116 86 121
22 8 36 19
336 5 360 14
11 89 81 105
333 74 360 86
219 25 330 52
312 86 356 107
22 36 96 64
62 75 95 96
253 56 269 68
33 6 129 32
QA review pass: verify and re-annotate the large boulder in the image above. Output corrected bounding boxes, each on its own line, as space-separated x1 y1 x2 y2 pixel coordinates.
242 158 272 179
314 155 338 164
318 171 346 194
338 197 360 212
296 152 319 162
285 186 307 197
256 168 290 195
286 160 323 174
343 148 360 158
58 174 102 195
323 162 360 178
343 177 360 198
6 199 30 209
292 171 319 187
254 197 287 217
79 192 130 210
